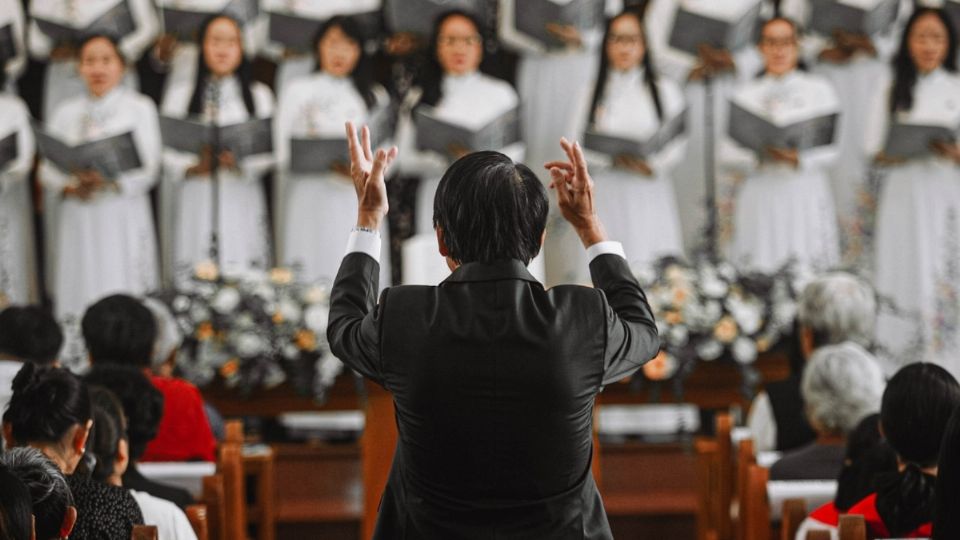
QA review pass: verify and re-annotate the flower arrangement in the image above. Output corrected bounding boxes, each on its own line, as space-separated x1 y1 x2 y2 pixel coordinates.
153 266 342 402
633 256 810 398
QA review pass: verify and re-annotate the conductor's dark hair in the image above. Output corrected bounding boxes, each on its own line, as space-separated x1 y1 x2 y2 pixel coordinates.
313 16 378 109
77 33 125 64
0 305 63 364
834 413 897 511
86 386 127 484
417 10 492 108
433 151 548 265
590 8 663 125
84 365 163 462
876 363 960 536
82 294 157 368
2 363 92 447
0 448 73 540
0 464 32 540
188 15 257 118
890 8 958 113
933 405 960 540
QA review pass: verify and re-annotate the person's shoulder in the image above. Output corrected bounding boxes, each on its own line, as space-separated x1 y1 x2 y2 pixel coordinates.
477 74 519 101
124 88 159 116
150 375 204 402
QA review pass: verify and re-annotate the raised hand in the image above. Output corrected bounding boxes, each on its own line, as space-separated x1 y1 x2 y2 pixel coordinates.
345 121 398 230
545 138 607 248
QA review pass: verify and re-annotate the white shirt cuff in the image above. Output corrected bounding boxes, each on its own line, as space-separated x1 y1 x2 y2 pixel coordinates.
345 229 382 263
586 241 626 262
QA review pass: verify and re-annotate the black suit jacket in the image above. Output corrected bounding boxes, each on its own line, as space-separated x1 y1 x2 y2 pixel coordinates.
327 252 660 539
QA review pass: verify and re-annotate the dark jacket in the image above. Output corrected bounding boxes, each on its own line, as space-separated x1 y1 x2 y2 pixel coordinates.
327 252 660 539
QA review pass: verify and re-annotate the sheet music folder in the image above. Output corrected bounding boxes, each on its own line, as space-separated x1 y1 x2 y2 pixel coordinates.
35 128 141 179
413 106 520 155
583 110 687 158
668 3 762 55
882 122 958 160
728 102 838 153
514 0 606 48
160 116 274 160
808 0 899 37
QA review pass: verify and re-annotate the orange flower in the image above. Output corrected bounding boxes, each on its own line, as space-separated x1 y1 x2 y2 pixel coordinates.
196 322 214 341
665 310 683 325
756 337 771 353
713 316 739 343
673 287 688 304
643 350 671 381
295 329 317 351
220 358 239 378
272 311 284 324
269 267 294 285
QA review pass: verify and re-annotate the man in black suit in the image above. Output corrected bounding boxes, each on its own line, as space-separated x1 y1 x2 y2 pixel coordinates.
328 123 660 539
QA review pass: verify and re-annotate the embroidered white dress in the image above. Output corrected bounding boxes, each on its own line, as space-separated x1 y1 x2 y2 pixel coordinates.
867 68 960 378
161 77 275 284
39 86 162 321
274 72 392 287
722 69 841 273
261 0 381 97
28 0 158 121
0 94 36 305
0 0 27 89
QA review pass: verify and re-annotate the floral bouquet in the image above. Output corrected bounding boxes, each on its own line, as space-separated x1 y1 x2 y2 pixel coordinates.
154 264 342 402
633 256 810 398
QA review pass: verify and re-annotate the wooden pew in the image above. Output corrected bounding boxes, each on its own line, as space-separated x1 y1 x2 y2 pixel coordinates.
219 440 247 540
837 515 866 540
131 525 158 540
780 498 807 540
741 464 771 540
220 419 277 540
695 437 721 540
185 504 209 540
806 531 831 540
735 439 758 540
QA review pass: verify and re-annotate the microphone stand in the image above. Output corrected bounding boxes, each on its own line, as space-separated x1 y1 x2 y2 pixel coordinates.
206 79 222 276
703 73 719 263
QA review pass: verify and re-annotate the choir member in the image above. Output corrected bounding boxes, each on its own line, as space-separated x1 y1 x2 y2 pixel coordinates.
395 10 523 236
274 15 392 287
28 0 159 121
261 0 381 97
38 35 162 321
161 15 274 284
723 16 841 272
868 8 960 378
565 8 685 282
0 71 36 306
0 0 27 90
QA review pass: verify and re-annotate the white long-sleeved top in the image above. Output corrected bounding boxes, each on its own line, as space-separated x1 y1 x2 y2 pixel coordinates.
0 0 27 84
29 0 159 62
0 94 37 305
723 69 841 174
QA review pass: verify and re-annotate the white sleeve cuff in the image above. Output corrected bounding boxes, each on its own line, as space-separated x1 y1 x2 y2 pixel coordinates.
586 241 626 262
345 229 382 263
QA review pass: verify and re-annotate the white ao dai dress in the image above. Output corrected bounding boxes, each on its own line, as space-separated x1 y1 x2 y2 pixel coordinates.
0 94 36 305
39 86 162 320
274 73 392 287
162 77 275 284
723 70 841 273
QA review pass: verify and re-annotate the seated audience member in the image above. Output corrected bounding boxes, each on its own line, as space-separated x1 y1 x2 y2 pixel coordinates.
0 306 63 413
142 297 224 442
0 463 33 540
86 385 197 540
85 364 194 509
771 342 885 480
1 364 143 539
933 406 960 540
749 273 877 453
794 414 898 539
0 447 77 540
82 294 216 462
798 363 960 539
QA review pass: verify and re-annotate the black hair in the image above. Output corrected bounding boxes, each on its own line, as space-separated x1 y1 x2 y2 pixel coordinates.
0 464 32 540
0 305 63 364
84 365 163 462
187 15 257 118
589 9 663 126
2 363 92 447
933 405 960 540
834 413 898 511
85 386 127 484
876 363 960 536
81 294 157 368
890 8 958 113
77 33 125 64
313 15 377 109
417 10 490 108
433 151 548 265
0 448 74 540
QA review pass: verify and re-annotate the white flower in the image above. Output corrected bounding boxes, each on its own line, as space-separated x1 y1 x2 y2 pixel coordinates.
717 262 738 282
304 305 329 332
254 283 276 302
212 287 241 314
697 340 724 361
634 264 657 286
235 332 266 357
727 296 764 335
282 344 299 360
703 301 723 324
305 285 328 305
278 300 302 324
172 295 191 312
189 305 210 323
668 325 689 347
263 364 286 388
235 313 255 329
732 337 758 364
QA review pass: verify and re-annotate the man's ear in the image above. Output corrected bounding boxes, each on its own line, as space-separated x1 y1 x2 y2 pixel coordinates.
540 230 546 248
436 227 449 257
115 438 130 478
73 419 93 456
60 506 78 539
799 325 815 360
30 514 35 540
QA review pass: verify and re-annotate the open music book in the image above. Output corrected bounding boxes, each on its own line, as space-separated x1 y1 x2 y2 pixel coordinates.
0 132 18 170
514 0 606 49
162 0 259 39
583 110 687 159
882 122 958 160
808 0 899 38
0 24 16 66
35 129 141 179
668 2 762 56
728 102 838 154
35 1 136 44
413 106 520 155
267 11 381 52
385 0 487 36
159 117 274 160
288 106 395 174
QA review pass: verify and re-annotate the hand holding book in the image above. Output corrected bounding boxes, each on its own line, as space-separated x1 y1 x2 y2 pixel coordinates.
613 155 653 176
766 147 799 168
931 141 960 165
